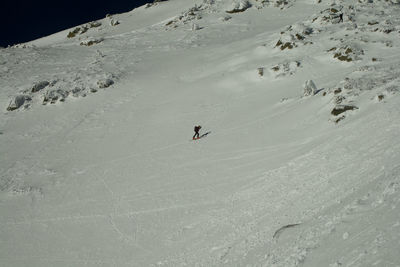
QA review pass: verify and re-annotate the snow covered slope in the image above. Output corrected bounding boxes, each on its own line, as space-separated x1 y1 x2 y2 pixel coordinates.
1 0 400 266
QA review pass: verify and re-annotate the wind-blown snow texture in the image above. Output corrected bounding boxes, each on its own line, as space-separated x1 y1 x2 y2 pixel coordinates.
1 0 400 266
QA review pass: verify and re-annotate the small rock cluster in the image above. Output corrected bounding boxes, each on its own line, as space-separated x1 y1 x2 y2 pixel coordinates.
67 21 102 38
270 61 301 78
328 45 364 62
255 0 294 9
80 38 104 46
7 76 115 111
311 5 348 25
165 4 210 29
275 24 314 50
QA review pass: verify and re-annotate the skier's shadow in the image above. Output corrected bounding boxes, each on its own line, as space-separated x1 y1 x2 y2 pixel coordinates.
200 131 211 138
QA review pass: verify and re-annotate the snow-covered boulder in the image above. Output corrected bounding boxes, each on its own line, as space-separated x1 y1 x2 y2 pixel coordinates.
71 87 85 97
255 0 294 9
110 19 120 26
31 81 49 93
226 0 251 13
97 79 114 88
275 23 314 51
303 80 318 96
7 95 29 111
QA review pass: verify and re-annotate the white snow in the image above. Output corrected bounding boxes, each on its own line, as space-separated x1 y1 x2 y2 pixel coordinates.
1 0 400 266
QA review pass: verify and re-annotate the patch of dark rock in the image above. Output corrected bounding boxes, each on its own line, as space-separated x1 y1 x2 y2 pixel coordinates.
303 27 313 35
271 66 280 71
226 7 249 14
334 88 342 94
334 115 345 124
383 29 393 34
67 28 81 38
67 21 101 38
279 42 294 50
331 105 358 116
334 53 352 62
257 67 264 76
295 34 305 40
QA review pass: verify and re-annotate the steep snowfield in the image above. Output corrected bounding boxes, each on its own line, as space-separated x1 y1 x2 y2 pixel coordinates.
1 0 400 266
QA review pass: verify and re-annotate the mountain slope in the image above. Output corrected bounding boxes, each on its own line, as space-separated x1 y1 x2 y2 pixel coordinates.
1 0 400 266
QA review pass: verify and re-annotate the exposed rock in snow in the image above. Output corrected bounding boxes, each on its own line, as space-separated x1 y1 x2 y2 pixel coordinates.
165 4 207 29
255 0 295 9
97 78 114 88
7 95 29 111
331 104 358 116
43 89 69 104
80 38 104 46
257 67 264 76
31 81 49 93
274 24 314 50
271 61 301 78
67 21 102 38
329 45 364 62
312 5 345 25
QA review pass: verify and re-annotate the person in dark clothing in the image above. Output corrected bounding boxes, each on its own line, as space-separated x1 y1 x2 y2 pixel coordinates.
193 125 201 140
338 13 343 23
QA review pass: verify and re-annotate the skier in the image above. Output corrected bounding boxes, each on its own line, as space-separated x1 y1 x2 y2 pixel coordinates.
193 125 202 140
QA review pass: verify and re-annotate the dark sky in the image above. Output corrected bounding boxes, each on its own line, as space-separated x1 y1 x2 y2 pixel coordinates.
2 0 151 47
